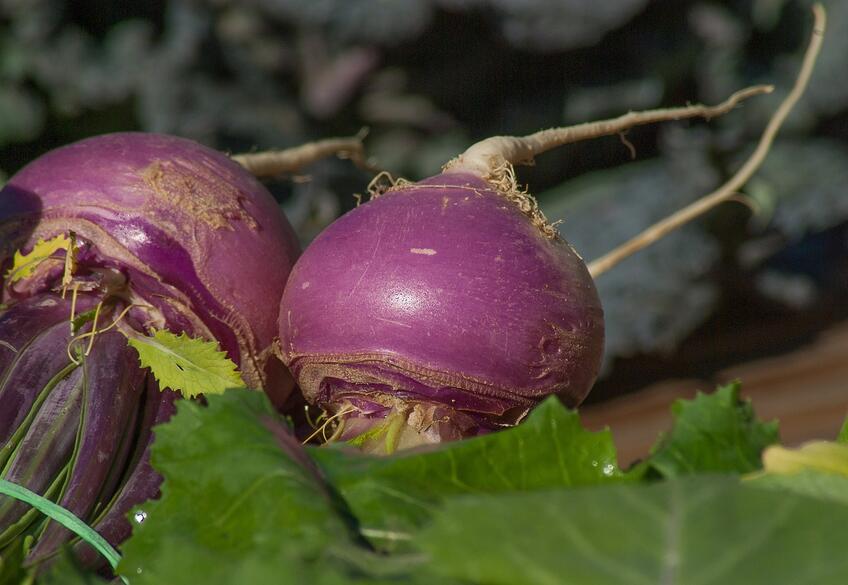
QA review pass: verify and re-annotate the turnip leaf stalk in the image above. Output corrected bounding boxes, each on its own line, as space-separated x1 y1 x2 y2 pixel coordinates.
278 6 825 454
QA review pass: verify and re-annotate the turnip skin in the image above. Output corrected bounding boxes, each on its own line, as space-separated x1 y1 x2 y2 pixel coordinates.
0 132 300 387
279 172 603 447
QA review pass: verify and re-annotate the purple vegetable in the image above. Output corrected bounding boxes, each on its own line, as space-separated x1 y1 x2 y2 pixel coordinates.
1 132 299 389
25 330 145 562
276 81 782 452
69 387 179 569
0 362 84 545
0 297 93 445
0 133 300 566
279 167 603 451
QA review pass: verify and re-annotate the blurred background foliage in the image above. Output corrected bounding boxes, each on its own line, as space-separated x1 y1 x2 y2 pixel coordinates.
0 0 845 402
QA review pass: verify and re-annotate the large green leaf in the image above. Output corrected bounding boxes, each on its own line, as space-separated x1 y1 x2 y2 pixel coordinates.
751 471 848 507
111 389 848 585
117 390 406 585
641 383 779 478
416 476 848 585
312 397 624 549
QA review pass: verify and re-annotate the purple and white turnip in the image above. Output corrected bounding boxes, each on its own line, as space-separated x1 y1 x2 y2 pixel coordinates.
0 132 300 566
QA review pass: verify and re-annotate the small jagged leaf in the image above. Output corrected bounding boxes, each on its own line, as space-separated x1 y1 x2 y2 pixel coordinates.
126 330 245 398
641 382 779 478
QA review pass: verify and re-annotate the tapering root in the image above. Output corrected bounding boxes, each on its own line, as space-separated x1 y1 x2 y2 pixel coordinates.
440 60 774 241
588 3 826 278
232 132 377 178
444 85 773 179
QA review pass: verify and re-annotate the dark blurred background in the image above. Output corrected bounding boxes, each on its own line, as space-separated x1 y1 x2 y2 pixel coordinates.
1 0 845 457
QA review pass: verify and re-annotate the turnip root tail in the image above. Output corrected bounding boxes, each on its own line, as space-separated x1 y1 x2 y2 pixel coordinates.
589 3 826 278
442 86 771 239
231 132 376 178
444 84 772 180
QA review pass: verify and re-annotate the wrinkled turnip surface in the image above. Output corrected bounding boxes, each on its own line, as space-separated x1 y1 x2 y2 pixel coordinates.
0 133 299 566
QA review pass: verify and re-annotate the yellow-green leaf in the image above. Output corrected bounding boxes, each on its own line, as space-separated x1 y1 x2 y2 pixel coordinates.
127 330 245 398
5 234 71 283
762 441 848 477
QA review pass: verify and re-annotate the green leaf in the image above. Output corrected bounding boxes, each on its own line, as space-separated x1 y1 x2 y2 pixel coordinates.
750 471 848 507
416 477 848 585
312 397 624 550
642 382 779 478
5 234 70 284
126 330 245 398
117 390 420 585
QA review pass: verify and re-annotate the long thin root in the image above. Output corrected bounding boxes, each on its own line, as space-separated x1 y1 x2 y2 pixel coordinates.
588 4 826 278
232 133 377 178
445 86 772 178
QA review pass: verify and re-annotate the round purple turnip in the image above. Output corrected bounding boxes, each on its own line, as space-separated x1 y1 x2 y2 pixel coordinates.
277 84 787 453
279 170 602 451
0 132 300 567
1 133 299 388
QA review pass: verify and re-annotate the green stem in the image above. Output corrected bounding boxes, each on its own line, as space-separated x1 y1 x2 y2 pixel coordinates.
0 479 127 583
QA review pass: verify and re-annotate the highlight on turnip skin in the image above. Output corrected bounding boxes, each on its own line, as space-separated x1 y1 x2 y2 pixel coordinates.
0 132 303 567
279 5 825 454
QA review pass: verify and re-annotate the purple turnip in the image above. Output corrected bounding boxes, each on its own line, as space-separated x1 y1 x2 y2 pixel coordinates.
280 170 604 449
277 90 769 451
0 132 301 566
1 132 299 388
278 5 825 453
